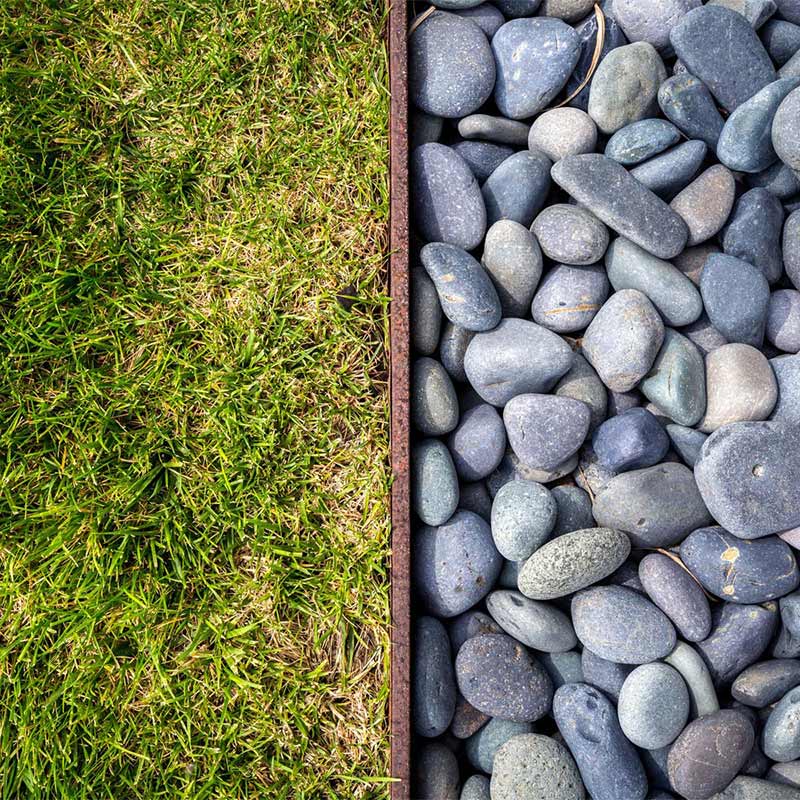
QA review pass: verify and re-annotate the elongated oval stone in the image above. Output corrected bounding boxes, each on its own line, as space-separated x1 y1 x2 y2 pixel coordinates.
551 154 689 259
529 107 598 161
732 660 800 708
605 118 680 165
486 590 577 652
482 149 552 228
670 165 736 246
572 585 677 664
532 204 609 266
658 73 726 147
440 322 475 384
763 686 800 761
491 479 557 561
448 403 506 481
458 113 530 146
413 616 457 737
531 264 610 334
664 640 721 717
412 438 459 526
413 357 460 435
629 140 708 199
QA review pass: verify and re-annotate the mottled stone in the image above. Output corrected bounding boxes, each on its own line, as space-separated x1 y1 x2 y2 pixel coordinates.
531 264 610 333
492 18 581 119
450 139 514 182
554 683 648 800
591 408 669 472
529 108 598 162
732 660 800 708
455 3 506 37
412 267 442 356
605 118 681 165
532 205 609 266
490 479 556 560
746 159 800 197
539 650 585 689
768 290 800 353
665 640 721 717
709 776 800 798
458 114 530 146
518 528 631 600
762 19 800 66
460 774 491 800
482 149 552 227
658 73 726 147
666 424 708 468
455 633 553 721
465 717 534 773
482 220 543 318
555 353 608 433
614 0 701 52
439 322 474 384
630 140 708 198
764 686 800 761
593 462 712 548
671 165 736 246
710 0 778 27
413 357 460 435
785 209 800 290
449 610 503 652
413 438 460 526
773 87 800 169
413 617 457 738
414 742 460 799
451 693 490 739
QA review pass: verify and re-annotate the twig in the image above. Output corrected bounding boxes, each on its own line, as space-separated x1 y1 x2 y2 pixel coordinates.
408 5 436 38
554 4 606 108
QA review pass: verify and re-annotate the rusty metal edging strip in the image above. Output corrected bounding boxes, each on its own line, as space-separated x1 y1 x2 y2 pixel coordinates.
388 0 411 798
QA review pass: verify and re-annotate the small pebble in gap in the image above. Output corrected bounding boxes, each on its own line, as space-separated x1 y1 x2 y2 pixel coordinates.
581 648 634 702
450 692 489 740
539 0 595 22
490 479 557 561
454 3 506 37
539 650 585 689
551 485 595 537
763 19 800 67
411 267 442 355
449 610 503 653
531 204 610 266
591 408 670 472
605 118 681 165
450 139 514 183
412 438 459 526
528 108 598 162
439 321 474 384
666 424 708 467
531 263 610 334
555 353 608 433
767 290 800 353
465 717 534 774
486 589 577 652
769 760 800 788
658 72 727 147
448 403 506 482
770 354 800 425
710 0 778 28
785 209 800 290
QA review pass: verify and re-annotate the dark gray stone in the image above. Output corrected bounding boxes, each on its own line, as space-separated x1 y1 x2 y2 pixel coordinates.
413 617 457 738
414 510 503 617
670 165 737 246
658 73 726 147
528 107 598 161
776 0 800 24
455 633 553 721
613 0 701 53
412 357 460 435
464 318 574 406
488 449 579 496
670 5 777 112
573 443 620 497
695 421 800 538
410 110 444 149
412 267 442 355
448 403 506 482
492 18 581 119
764 686 800 761
761 19 800 65
518 527 631 600
465 717 534 774
591 408 669 472
458 114 530 146
666 423 708 467
555 353 608 433
460 775 491 800
459 482 492 523
539 650 584 689
773 87 800 169
710 0 778 27
413 438 460 526
785 209 800 289
531 264 610 334
487 590 577 652
532 205 609 266
455 3 506 37
629 140 708 198
450 139 514 182
450 693 490 739
732 660 800 707
449 609 503 652
493 0 544 17
746 159 800 197
413 742 460 800
664 640 721 717
641 746 672 793
581 648 634 702
490 479 556 560
409 11 496 118
607 559 647 593
639 552 712 642
771 354 800 423
768 289 800 352
553 682 648 800
439 322 474 384
592 462 712 548
551 485 594 536
482 149 552 228
412 143 487 249
605 118 681 165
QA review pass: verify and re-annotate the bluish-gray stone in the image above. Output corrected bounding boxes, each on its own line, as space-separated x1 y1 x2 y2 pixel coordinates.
455 633 553 721
409 11 496 118
412 357 459 435
710 776 800 798
555 353 608 433
592 408 669 472
492 18 581 119
572 585 677 664
776 0 800 25
412 143 487 249
639 551 712 641
551 154 689 259
539 650 584 689
488 449 579 496
551 485 594 537
732 660 800 707
414 510 503 617
670 5 777 112
412 266 442 356
573 443 619 496
710 0 778 27
532 204 610 266
458 114 530 146
666 423 708 468
410 109 444 149
464 318 574 405
413 616 457 738
465 717 534 774
763 686 800 761
682 315 729 356
641 747 672 793
455 3 506 37
413 438 459 526
581 648 634 702
528 107 598 161
448 403 506 482
440 322 474 384
531 263 610 334
613 0 701 53
781 46 800 77
486 590 577 652
658 73 726 147
782 589 800 637
482 149 551 228
768 760 800 788
490 479 556 560
414 742 460 800
670 165 737 246
761 19 800 65
608 390 642 416
773 87 800 169
460 775 490 800
629 140 708 198
768 289 800 353
449 609 503 652
746 159 800 197
605 118 681 165
785 209 800 289
771 354 800 423
554 682 648 800
450 139 513 183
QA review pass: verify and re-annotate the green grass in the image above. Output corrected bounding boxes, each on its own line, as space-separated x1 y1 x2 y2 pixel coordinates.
0 1 390 796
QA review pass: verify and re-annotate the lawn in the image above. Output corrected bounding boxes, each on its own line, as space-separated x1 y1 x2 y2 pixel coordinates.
0 1 390 797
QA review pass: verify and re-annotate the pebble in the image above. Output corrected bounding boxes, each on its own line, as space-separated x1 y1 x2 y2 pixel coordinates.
492 18 581 119
629 140 708 198
613 0 701 53
666 423 708 467
732 660 800 707
763 685 800 761
769 760 800 787
670 165 736 246
531 263 610 333
681 526 800 603
414 742 460 800
746 158 800 197
460 775 490 800
608 389 643 416
493 0 546 17
532 205 610 266
641 746 672 793
670 5 777 112
771 355 800 423
783 590 800 636
409 11 496 119
785 209 800 289
503 393 591 470
488 449 579 495
761 19 800 66
481 220 543 318
605 118 681 165
450 139 514 182
605 237 703 327
553 682 648 800
674 243 720 285
592 408 670 472
413 438 460 526
449 610 503 652
450 693 490 739
709 776 800 798
490 479 557 560
618 663 690 748
465 718 534 774
413 357 460 435
517 527 631 600
658 73 727 147
695 421 800 538
701 254 772 347
448 404 506 482
458 114 530 146
592 462 712 548
773 622 800 658
412 143 487 250
539 650 585 688
414 510 503 617
490 734 585 800
439 322 474 384
776 0 800 24
573 443 620 497
588 42 668 134
581 648 634 702
698 344 778 432
455 633 553 721
767 290 800 353
773 86 800 169
780 46 800 77
454 3 505 37
528 108 598 162
665 640 721 717
710 0 779 27
412 267 442 356
540 0 596 21
411 110 444 149
571 585 677 664
555 353 608 432
482 149 552 228
486 590 577 652
413 617 457 738
639 552 713 641
667 710 755 799
464 318 574 406
551 485 595 536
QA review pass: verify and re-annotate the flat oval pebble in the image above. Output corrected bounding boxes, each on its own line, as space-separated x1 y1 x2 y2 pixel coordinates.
413 356 460 435
414 742 460 800
639 552 712 642
531 264 610 333
458 114 530 146
517 527 631 600
618 663 690 748
439 321 474 384
465 718 534 774
492 18 581 119
414 510 503 617
528 108 598 162
555 353 608 433
551 154 689 259
658 73 727 147
767 290 800 353
664 640 721 717
455 3 506 37
591 408 670 472
481 220 543 318
629 140 708 199
455 633 553 721
771 355 800 424
668 710 755 799
554 682 648 800
409 11 496 119
413 616 458 737
773 86 800 169
613 0 701 53
605 237 703 327
491 479 557 560
412 267 442 355
605 118 681 165
464 318 574 406
671 5 777 112
448 403 506 481
460 774 490 800
695 421 800 538
763 686 800 761
412 144 487 250
592 462 712 548
588 42 667 134
532 205 609 266
670 165 736 246
571 585 677 664
450 139 514 182
413 438 460 526
486 590 577 652
666 423 708 467
581 648 634 702
709 776 800 799
732 660 800 707
482 149 552 228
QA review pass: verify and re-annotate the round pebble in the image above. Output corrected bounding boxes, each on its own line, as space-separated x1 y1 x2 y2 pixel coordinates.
670 165 736 246
413 438 460 526
490 479 557 560
486 590 577 652
448 403 506 481
591 407 670 472
413 616 457 738
482 149 552 228
658 72 726 147
531 263 610 333
528 108 598 162
767 290 800 353
605 118 681 165
532 205 610 266
413 356 460 435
